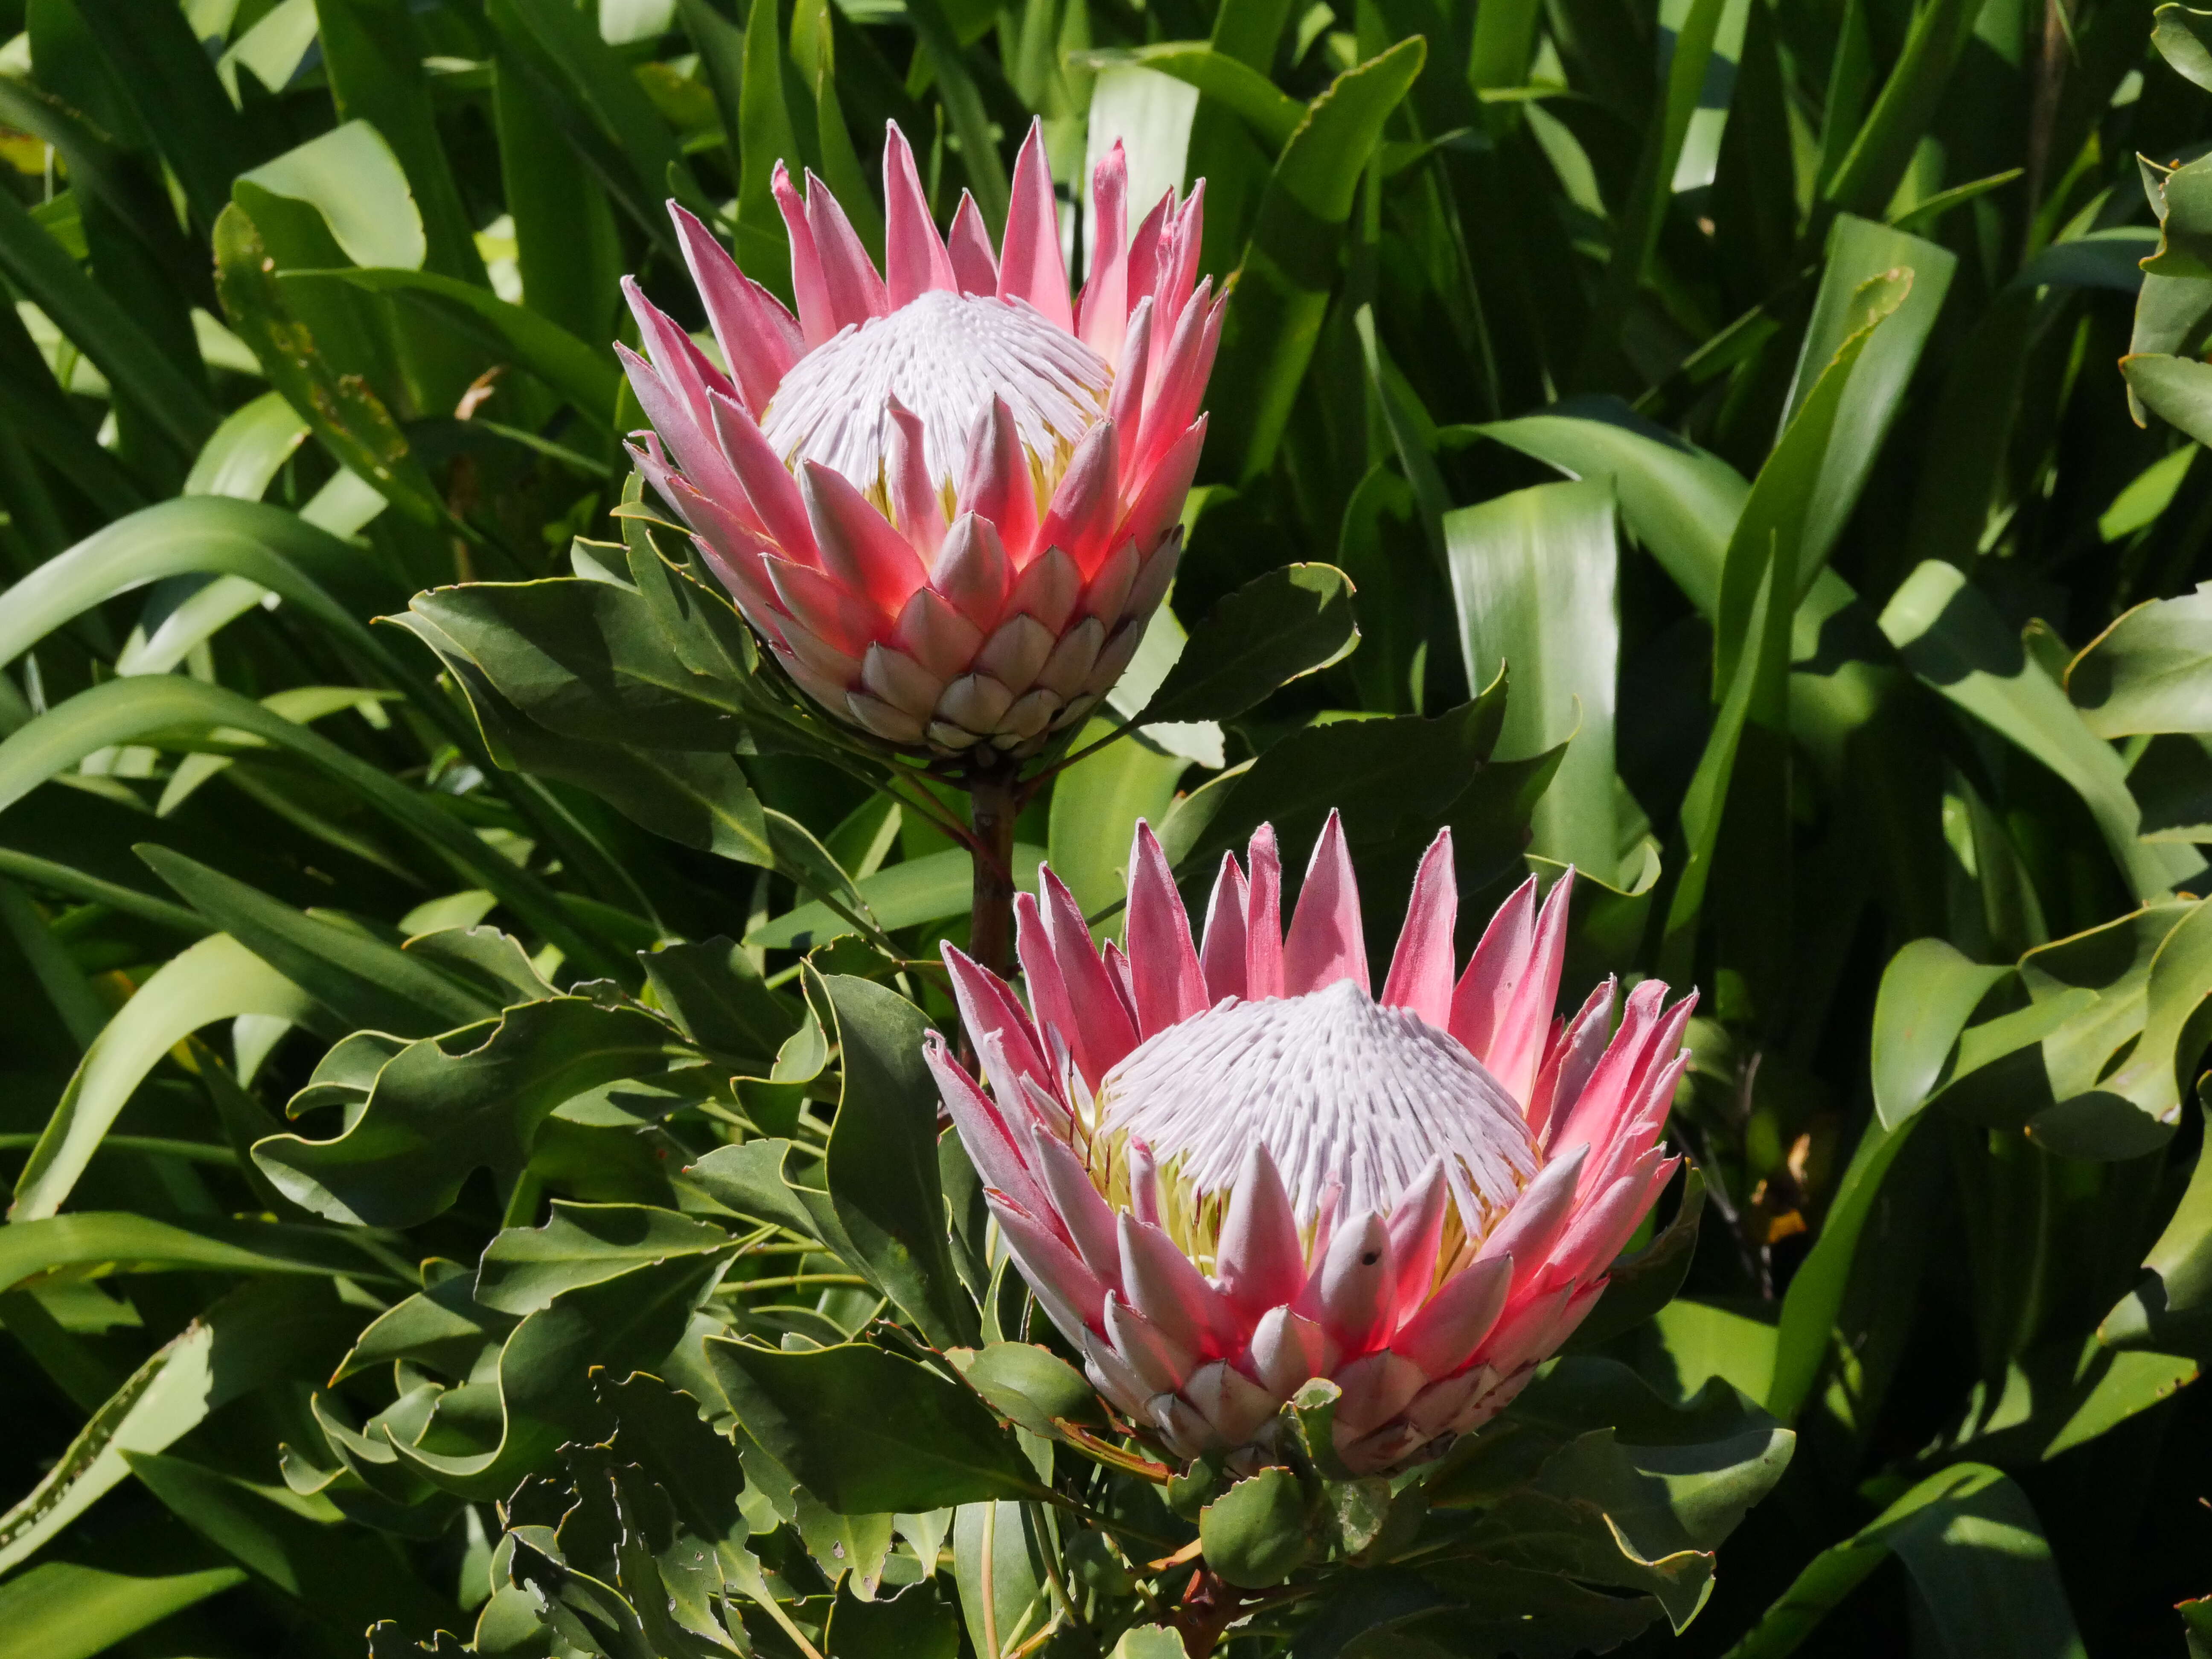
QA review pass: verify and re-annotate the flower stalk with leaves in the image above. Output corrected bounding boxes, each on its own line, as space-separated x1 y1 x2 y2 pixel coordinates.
620 118 1221 975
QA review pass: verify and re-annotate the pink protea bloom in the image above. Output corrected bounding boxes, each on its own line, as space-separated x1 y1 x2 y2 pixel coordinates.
926 813 1694 1476
617 120 1221 759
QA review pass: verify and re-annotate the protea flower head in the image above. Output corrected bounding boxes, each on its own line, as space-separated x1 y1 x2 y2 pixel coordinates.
618 120 1220 760
926 814 1694 1476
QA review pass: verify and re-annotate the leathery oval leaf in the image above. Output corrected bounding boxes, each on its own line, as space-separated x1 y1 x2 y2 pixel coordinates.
949 1342 1107 1435
1136 562 1358 727
704 1338 1048 1515
1199 1464 1313 1589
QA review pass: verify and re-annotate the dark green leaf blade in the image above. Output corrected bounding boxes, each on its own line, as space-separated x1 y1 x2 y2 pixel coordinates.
816 970 978 1350
1137 562 1358 726
705 1339 1047 1514
253 999 699 1227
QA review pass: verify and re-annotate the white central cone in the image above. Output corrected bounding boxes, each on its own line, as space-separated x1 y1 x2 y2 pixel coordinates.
1097 979 1540 1234
761 289 1112 495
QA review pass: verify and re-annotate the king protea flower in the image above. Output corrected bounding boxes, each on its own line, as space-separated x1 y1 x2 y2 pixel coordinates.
926 814 1694 1475
618 120 1220 759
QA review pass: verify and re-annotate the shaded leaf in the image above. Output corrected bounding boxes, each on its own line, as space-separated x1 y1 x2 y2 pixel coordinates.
1050 717 1191 933
141 846 495 1038
0 1280 370 1575
689 1136 841 1246
0 1561 247 1659
123 1450 457 1635
2068 582 2212 737
476 1203 737 1315
388 1250 728 1500
0 182 216 456
2104 1095 2212 1353
212 201 445 525
816 970 979 1350
300 267 618 417
948 1342 1106 1436
1871 939 2011 1130
1172 693 1513 878
254 998 699 1227
407 579 747 752
705 1339 1048 1513
483 0 696 251
746 844 1045 951
1720 1464 2084 1659
1769 1113 1918 1422
0 1213 394 1295
641 936 800 1067
1211 39 1428 479
826 1578 960 1659
1136 563 1359 727
1879 561 2199 901
1201 1464 1311 1588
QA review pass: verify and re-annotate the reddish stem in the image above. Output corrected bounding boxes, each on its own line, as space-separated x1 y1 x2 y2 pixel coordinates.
966 760 1020 978
1170 1567 1251 1657
958 759 1019 1070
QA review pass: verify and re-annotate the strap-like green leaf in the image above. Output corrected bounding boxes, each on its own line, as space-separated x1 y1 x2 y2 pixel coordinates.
9 932 319 1222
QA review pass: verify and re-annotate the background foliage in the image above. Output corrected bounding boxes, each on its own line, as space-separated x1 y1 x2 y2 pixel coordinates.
4 0 2212 1652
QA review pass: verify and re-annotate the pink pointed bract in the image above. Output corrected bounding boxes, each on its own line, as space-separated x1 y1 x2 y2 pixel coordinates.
620 120 1222 758
929 814 1695 1475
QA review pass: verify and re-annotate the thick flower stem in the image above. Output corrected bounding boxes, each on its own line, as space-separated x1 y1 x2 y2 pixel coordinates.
967 759 1020 983
1170 1567 1249 1656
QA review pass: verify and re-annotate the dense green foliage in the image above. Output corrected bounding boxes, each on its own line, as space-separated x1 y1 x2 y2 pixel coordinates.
6 0 2212 1653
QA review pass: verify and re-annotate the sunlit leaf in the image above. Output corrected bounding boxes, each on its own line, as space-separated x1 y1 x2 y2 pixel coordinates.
253 998 701 1227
